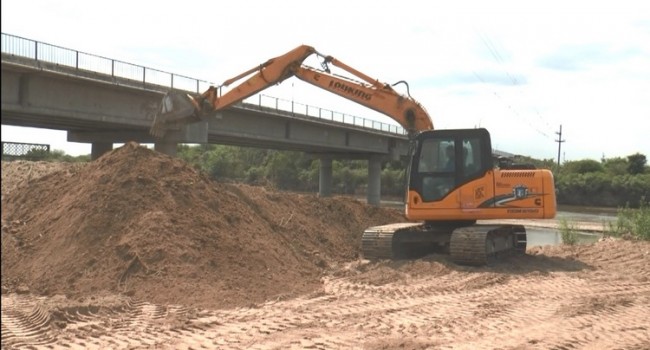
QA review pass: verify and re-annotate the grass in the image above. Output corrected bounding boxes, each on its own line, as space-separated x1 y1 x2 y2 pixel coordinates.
604 197 650 240
558 198 649 245
559 218 579 245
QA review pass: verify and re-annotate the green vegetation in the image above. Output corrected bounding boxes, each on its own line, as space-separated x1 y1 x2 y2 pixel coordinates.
12 149 90 162
555 153 649 208
176 144 406 196
558 218 579 245
605 198 650 240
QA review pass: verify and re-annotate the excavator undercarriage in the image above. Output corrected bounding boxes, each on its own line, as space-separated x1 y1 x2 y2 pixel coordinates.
361 222 527 266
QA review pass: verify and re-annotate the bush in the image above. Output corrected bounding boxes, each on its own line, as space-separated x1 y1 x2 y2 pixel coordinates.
556 173 650 208
627 153 647 175
562 159 604 174
559 218 578 245
607 198 650 240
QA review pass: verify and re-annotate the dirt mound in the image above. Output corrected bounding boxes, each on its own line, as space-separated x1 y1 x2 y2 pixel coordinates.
1 142 405 309
1 160 86 198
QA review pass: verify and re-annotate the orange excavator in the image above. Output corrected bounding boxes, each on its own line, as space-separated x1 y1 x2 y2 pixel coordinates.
151 45 557 265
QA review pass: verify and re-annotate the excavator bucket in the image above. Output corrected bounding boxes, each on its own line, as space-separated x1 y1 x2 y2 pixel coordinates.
150 91 200 137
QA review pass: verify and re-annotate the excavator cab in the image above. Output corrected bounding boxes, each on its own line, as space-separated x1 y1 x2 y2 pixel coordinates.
409 128 493 205
405 127 556 225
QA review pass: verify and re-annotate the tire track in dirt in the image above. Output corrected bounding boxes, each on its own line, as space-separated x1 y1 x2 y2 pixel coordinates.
1 295 193 349
2 239 649 349
1 295 57 348
3 261 648 349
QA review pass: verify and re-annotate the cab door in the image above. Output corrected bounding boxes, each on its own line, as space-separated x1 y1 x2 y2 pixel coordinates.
408 128 493 209
458 135 495 210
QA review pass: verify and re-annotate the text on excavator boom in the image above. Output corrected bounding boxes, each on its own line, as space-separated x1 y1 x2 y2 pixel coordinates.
150 45 433 138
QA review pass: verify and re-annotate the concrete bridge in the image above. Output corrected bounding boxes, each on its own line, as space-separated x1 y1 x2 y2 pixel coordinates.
1 33 413 205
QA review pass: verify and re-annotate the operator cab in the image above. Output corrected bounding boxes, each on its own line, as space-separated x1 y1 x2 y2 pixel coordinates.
409 128 493 202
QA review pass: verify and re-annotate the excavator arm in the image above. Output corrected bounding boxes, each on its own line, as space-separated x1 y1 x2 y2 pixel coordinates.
150 45 433 137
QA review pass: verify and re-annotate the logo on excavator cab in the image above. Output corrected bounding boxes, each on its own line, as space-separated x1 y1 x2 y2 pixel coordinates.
328 81 372 101
474 186 485 199
478 184 546 208
513 185 528 199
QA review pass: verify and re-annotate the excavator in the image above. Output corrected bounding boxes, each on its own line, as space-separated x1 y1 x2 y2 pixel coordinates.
151 45 557 266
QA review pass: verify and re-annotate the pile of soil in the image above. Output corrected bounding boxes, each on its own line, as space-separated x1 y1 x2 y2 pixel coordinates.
1 160 86 198
1 142 405 309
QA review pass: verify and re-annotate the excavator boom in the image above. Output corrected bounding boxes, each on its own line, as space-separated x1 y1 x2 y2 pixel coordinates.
292 66 432 133
150 45 432 137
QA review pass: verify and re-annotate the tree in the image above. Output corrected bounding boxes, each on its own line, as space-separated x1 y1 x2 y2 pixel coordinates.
512 155 556 171
627 153 647 175
264 151 302 189
602 157 628 176
23 148 89 162
562 159 603 174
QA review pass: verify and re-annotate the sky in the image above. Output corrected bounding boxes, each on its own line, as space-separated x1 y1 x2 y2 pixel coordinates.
1 0 649 161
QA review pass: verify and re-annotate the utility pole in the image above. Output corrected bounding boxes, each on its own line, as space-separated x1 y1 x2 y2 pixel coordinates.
555 125 565 167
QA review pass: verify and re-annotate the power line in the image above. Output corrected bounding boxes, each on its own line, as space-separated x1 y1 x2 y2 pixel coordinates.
472 70 551 139
474 29 555 140
479 33 505 64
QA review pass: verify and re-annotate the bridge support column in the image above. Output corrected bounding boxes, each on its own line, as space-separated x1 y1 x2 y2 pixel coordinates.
91 142 112 160
153 122 207 157
319 157 333 197
367 156 382 206
154 139 177 157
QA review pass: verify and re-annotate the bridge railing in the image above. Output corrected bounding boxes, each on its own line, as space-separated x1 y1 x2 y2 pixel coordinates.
251 95 406 134
0 33 214 94
1 32 407 136
2 141 50 160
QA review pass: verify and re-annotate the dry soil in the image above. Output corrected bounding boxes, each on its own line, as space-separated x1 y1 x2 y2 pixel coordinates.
2 142 649 349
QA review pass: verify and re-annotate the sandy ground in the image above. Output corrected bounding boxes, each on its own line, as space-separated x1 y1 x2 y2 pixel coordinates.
2 147 649 349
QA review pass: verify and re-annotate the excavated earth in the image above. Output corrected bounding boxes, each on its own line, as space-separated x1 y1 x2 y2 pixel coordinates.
2 142 649 349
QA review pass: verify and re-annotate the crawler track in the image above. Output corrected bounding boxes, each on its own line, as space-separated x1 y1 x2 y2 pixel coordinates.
362 223 527 265
449 225 527 265
361 223 423 259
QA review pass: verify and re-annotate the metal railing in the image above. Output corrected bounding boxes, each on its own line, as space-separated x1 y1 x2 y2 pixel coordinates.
1 33 407 136
2 141 50 160
250 94 406 134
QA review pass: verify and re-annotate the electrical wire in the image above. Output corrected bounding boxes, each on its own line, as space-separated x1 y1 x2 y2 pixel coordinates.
474 28 555 139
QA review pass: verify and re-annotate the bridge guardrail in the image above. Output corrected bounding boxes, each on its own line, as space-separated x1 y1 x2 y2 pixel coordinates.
2 141 50 160
1 33 407 136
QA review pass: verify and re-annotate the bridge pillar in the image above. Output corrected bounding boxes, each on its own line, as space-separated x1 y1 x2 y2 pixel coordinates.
91 142 112 160
319 157 333 197
153 122 207 157
154 139 177 157
367 156 382 206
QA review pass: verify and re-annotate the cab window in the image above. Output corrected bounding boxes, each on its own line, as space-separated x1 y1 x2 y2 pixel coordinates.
462 137 483 179
418 138 456 201
417 138 455 173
